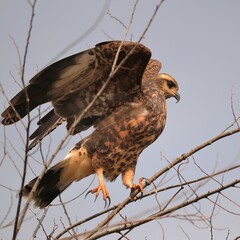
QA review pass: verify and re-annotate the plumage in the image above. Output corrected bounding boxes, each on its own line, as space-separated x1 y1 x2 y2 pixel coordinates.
2 41 151 127
2 41 180 208
28 59 162 150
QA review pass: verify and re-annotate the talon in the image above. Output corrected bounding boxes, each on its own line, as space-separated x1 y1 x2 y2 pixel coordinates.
85 187 100 200
104 196 111 208
130 177 144 199
85 189 93 199
132 177 144 192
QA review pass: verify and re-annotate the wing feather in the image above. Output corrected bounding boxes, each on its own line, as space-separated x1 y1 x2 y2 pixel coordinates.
1 41 153 149
2 41 151 124
142 59 162 82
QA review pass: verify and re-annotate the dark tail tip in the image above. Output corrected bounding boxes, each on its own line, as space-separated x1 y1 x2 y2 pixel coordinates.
22 166 70 209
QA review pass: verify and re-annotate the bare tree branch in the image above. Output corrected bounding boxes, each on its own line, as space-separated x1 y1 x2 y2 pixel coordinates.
13 1 37 238
1 1 240 239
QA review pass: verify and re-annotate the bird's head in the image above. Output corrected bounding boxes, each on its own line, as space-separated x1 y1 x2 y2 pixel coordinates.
158 73 180 102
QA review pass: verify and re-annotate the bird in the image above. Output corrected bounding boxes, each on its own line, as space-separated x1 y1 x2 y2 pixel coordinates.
1 41 180 208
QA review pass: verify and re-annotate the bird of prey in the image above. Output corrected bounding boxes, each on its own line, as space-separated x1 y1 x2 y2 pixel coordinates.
1 41 180 208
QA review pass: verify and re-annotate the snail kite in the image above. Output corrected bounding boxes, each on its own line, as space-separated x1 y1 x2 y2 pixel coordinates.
1 41 180 208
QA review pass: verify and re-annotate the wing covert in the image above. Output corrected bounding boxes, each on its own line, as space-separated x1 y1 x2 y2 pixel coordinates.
2 41 151 125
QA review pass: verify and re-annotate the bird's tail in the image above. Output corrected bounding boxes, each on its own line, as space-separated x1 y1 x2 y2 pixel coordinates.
22 143 94 208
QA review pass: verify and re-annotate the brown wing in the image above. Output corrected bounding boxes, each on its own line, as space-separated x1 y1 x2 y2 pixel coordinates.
28 58 162 150
27 58 162 150
1 41 151 125
142 59 162 82
2 41 151 149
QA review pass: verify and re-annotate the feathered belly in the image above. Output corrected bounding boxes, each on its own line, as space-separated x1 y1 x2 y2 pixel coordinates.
88 109 167 181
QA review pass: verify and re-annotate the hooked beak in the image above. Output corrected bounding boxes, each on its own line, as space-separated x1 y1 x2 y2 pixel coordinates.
174 92 180 103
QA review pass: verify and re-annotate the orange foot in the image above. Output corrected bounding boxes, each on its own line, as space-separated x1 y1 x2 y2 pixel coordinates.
85 168 111 208
86 183 111 208
91 183 109 200
130 177 144 199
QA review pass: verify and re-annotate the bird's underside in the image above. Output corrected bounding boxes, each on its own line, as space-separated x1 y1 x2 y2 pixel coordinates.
2 41 180 208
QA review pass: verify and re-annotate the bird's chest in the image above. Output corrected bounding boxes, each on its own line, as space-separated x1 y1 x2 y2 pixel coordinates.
89 99 167 181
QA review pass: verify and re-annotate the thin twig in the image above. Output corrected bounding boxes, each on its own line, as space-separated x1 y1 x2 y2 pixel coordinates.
230 88 240 128
47 0 111 65
59 196 77 239
12 1 37 238
30 207 49 239
71 179 240 240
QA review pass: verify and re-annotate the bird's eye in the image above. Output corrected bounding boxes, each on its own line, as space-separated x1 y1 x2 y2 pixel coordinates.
167 81 175 89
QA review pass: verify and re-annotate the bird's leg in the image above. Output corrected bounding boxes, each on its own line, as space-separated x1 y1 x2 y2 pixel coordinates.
85 168 110 207
122 169 144 199
91 168 109 200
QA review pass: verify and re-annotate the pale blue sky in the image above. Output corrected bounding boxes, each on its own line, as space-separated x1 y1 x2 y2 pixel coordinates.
0 1 240 239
